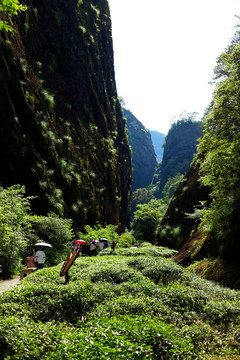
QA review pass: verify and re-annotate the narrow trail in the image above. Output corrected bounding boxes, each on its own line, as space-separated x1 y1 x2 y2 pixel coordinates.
0 276 20 295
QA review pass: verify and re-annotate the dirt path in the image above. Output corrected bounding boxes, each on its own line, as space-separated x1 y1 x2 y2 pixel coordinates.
0 276 20 295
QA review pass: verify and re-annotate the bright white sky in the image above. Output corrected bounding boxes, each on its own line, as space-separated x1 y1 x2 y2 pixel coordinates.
108 0 240 134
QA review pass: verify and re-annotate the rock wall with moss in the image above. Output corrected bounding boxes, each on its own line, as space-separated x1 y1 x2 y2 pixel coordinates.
0 0 132 231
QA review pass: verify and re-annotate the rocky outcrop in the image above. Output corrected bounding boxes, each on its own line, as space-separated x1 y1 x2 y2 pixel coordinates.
0 0 132 231
124 109 157 190
156 160 240 290
156 163 210 250
154 120 202 196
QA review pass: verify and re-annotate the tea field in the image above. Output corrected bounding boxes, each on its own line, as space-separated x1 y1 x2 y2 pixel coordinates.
0 246 240 359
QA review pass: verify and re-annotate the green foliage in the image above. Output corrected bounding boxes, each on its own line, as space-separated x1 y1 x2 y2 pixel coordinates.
0 185 34 279
78 223 118 244
41 89 55 109
0 185 75 278
0 249 240 358
77 224 133 250
117 231 133 248
132 199 167 244
132 187 155 214
98 245 177 258
0 0 27 32
196 39 240 254
26 213 74 265
162 173 184 203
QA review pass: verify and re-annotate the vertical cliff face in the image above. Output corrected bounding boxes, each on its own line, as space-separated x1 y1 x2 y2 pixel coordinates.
155 120 202 196
124 109 157 191
0 0 132 230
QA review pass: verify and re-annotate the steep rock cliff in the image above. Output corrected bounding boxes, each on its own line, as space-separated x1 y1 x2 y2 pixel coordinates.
149 130 165 162
124 108 157 191
156 163 210 250
0 0 132 231
153 120 202 196
156 161 240 289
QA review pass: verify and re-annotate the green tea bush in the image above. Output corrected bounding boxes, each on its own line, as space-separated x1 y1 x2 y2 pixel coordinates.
203 300 240 327
0 315 194 359
99 246 177 258
128 256 187 285
90 264 144 284
1 248 240 359
90 294 165 319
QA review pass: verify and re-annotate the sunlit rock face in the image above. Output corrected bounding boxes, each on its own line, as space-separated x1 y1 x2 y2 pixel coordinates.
0 0 132 231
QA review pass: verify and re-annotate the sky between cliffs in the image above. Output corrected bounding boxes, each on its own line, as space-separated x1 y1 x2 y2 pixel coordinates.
108 0 240 134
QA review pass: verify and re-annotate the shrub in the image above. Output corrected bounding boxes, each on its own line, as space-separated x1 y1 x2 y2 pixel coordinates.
25 213 74 265
0 185 34 279
117 231 133 248
90 264 144 285
132 207 162 244
78 224 118 244
98 246 177 258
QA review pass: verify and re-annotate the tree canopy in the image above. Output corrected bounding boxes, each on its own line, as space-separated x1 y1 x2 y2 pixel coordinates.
195 37 240 259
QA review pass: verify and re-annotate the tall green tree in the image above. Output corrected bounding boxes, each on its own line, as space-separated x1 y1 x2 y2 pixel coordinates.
132 199 167 244
198 44 240 200
196 40 240 258
0 185 33 278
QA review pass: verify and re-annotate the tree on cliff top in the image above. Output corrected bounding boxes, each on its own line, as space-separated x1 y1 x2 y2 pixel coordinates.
156 113 203 196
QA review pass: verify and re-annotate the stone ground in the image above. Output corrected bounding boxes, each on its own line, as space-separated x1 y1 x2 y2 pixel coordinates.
0 276 20 295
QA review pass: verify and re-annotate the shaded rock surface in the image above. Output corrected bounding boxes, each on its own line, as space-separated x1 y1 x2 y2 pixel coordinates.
0 0 132 231
148 130 165 162
124 108 157 191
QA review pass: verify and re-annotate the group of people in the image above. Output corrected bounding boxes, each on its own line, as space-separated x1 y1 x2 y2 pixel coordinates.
25 238 117 270
89 239 116 256
26 248 46 270
90 240 106 256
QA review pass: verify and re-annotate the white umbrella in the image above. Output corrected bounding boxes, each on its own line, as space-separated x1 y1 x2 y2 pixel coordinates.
35 242 52 248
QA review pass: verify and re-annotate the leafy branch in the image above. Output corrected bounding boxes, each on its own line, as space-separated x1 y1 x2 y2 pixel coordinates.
0 0 27 32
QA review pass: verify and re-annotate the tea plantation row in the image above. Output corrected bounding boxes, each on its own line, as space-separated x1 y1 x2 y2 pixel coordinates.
0 246 240 359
